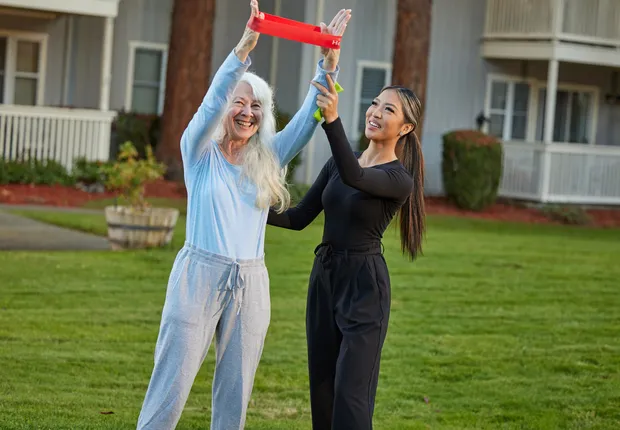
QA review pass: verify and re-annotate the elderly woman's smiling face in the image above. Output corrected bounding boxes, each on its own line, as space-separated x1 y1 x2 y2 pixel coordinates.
225 81 263 142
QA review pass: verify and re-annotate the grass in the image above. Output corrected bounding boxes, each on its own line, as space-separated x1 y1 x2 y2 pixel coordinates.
1 210 619 429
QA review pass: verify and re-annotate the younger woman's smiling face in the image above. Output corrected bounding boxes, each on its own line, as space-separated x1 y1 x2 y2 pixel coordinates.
365 89 409 142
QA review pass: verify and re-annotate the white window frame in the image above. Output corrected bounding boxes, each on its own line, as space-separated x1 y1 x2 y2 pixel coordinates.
351 60 392 139
534 81 599 145
0 30 47 106
125 41 168 115
483 73 599 145
483 74 537 141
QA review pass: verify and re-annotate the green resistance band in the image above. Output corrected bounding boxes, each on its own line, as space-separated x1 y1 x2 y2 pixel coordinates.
313 81 344 122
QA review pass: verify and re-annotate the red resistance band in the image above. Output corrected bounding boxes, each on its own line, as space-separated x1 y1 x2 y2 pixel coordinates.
248 13 342 49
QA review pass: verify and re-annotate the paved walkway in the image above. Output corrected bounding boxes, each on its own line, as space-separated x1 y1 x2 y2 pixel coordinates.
0 208 110 251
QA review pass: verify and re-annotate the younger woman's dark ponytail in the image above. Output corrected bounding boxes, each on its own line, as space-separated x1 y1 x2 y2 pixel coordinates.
383 85 426 260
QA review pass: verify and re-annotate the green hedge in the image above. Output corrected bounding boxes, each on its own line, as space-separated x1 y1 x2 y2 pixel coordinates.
275 108 303 183
0 157 114 187
442 130 503 211
0 159 75 186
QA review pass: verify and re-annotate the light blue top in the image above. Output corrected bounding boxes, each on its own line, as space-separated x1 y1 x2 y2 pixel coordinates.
181 49 339 260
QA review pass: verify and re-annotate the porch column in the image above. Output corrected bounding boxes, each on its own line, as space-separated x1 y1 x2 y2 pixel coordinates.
269 0 282 87
540 58 558 201
99 16 114 111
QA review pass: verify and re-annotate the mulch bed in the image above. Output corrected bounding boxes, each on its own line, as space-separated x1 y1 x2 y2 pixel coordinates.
0 180 186 207
1 182 619 228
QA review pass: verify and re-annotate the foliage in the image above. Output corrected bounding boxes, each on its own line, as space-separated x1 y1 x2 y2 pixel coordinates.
359 132 370 151
102 141 166 211
275 108 302 183
0 158 74 186
442 129 503 211
540 204 591 225
72 157 111 185
111 111 161 160
287 183 311 205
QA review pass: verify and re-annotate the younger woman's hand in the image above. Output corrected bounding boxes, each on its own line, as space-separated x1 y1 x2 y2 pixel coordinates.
312 74 339 124
235 0 263 62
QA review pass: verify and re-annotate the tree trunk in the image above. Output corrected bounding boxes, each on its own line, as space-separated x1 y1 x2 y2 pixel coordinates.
391 0 432 137
157 0 216 181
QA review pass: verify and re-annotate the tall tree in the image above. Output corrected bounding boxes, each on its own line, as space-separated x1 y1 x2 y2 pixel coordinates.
157 0 217 181
391 0 431 137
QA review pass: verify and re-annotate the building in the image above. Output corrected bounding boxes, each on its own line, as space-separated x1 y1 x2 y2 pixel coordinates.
0 0 618 205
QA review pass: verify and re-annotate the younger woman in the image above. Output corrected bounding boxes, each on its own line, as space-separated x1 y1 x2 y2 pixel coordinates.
267 75 426 430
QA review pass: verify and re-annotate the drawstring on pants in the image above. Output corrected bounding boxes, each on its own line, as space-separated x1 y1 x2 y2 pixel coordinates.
224 261 245 315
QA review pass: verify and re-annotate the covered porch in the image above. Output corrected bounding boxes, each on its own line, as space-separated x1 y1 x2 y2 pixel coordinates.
0 0 118 169
482 0 620 205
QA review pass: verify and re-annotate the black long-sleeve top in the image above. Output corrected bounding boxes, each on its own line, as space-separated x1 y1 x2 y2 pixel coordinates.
267 117 414 250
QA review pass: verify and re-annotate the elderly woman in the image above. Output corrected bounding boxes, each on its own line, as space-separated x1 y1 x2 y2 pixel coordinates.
136 1 350 429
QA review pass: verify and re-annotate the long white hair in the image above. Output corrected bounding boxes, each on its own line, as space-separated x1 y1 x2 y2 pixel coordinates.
212 72 291 213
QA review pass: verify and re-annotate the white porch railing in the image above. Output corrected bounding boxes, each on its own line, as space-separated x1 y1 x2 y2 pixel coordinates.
485 0 620 47
485 0 554 38
500 141 620 205
0 105 116 171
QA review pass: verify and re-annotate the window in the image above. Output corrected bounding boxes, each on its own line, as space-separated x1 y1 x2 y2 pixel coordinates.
485 75 598 145
353 62 392 137
487 79 530 140
0 33 45 106
126 42 167 115
536 88 594 144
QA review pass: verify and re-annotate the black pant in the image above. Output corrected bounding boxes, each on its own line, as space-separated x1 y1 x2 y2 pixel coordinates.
306 242 391 430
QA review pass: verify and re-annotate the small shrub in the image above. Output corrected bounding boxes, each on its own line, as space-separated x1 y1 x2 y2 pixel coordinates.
288 183 310 205
33 159 75 186
359 133 370 151
540 204 591 225
0 158 73 186
442 129 503 211
275 108 302 182
73 157 111 185
111 112 161 160
0 160 35 184
103 141 167 211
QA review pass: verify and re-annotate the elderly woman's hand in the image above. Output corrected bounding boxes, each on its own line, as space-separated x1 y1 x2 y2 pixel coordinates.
320 9 351 72
235 0 263 62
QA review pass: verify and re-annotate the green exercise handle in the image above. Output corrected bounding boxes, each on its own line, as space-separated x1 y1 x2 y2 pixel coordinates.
313 82 344 122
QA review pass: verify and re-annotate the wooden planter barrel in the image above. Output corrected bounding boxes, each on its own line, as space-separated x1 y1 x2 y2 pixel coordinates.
104 206 180 250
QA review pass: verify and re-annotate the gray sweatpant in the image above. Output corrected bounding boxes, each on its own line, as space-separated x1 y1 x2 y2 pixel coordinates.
136 242 270 430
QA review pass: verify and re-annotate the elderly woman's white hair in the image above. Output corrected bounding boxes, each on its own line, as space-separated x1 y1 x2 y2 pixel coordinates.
212 71 291 213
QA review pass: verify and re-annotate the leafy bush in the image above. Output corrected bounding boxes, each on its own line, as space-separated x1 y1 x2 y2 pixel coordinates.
288 183 310 205
73 157 111 185
0 158 74 186
103 141 166 211
359 133 370 151
111 112 161 160
275 108 302 182
442 130 503 211
540 204 591 225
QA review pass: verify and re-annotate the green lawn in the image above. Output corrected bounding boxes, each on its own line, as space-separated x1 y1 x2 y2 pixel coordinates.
1 210 619 429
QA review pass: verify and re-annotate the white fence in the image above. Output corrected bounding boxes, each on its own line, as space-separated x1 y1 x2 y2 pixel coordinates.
500 141 620 205
0 105 116 171
485 0 620 47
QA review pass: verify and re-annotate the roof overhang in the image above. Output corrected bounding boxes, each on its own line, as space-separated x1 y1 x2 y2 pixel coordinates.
0 0 119 18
